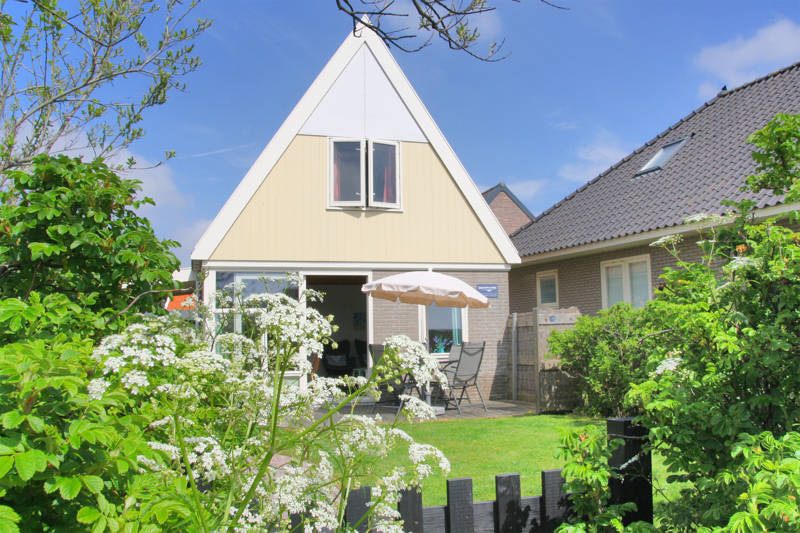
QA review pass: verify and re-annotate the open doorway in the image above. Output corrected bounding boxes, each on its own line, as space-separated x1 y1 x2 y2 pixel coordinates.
306 275 368 378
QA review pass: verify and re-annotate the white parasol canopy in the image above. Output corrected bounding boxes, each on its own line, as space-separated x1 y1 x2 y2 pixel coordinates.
361 271 489 308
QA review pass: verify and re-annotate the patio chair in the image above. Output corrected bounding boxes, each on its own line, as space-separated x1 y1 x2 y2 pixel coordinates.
441 341 487 415
369 343 417 418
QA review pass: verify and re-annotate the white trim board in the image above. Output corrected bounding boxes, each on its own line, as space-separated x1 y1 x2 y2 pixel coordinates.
202 260 512 272
517 202 800 266
191 20 519 265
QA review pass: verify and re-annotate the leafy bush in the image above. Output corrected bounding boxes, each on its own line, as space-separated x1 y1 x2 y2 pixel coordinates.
0 155 179 314
0 294 159 532
547 304 666 417
556 425 655 533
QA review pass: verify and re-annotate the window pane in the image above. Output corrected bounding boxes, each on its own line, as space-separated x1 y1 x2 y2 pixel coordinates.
215 272 235 307
371 142 396 205
629 261 649 308
605 265 624 306
333 141 361 202
539 275 557 305
428 304 462 353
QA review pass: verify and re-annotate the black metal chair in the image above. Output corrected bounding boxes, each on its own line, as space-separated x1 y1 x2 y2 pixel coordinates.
322 339 350 377
368 343 416 417
441 341 487 415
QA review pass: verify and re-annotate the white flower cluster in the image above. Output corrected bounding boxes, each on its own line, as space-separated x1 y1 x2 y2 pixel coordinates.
380 335 448 391
184 436 231 482
92 321 178 397
649 233 682 249
87 378 109 400
655 356 683 375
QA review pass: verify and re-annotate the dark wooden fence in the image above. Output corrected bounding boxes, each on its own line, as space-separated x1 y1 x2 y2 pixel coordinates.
295 418 651 532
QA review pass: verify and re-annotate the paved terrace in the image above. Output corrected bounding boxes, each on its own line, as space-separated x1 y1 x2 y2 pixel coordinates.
334 399 538 421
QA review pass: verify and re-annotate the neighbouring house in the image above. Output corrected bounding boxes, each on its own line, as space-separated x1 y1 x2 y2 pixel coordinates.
190 23 520 399
509 62 800 317
482 182 535 235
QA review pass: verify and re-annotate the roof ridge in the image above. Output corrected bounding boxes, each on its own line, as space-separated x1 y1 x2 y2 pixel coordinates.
521 61 800 234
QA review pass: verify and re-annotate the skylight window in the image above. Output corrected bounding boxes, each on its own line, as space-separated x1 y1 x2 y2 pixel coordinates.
637 138 686 175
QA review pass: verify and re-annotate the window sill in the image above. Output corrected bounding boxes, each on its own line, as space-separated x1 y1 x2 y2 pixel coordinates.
326 205 403 213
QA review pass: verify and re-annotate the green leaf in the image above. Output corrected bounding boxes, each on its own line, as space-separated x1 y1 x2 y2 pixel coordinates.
77 507 102 524
26 415 44 433
81 475 104 494
0 519 20 533
0 457 12 478
91 516 107 533
0 506 19 523
0 412 24 430
14 450 47 481
58 477 82 500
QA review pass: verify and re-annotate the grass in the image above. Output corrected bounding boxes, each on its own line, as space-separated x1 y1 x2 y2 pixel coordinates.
384 414 599 506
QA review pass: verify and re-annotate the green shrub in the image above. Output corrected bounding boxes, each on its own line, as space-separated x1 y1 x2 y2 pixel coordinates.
547 303 667 417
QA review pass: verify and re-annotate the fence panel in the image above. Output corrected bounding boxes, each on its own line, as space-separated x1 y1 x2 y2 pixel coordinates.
338 419 651 532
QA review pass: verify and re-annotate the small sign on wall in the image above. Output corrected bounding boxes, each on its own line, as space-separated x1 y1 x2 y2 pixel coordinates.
477 284 499 298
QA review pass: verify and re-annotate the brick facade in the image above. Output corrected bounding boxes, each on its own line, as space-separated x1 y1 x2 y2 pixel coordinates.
487 191 533 235
371 269 511 400
509 237 705 315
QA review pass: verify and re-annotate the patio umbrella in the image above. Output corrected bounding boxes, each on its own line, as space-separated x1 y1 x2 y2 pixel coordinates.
361 271 489 308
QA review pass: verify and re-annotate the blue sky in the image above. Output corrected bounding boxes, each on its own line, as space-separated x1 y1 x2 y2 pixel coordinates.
123 1 800 265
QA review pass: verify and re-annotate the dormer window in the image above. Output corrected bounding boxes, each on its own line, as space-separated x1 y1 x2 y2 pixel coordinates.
330 138 400 209
637 138 687 175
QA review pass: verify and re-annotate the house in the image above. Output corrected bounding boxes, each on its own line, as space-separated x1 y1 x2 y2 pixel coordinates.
190 22 520 399
482 182 535 235
509 62 800 317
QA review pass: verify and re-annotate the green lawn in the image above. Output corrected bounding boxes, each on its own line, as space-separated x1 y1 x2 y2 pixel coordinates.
385 414 599 506
382 413 678 508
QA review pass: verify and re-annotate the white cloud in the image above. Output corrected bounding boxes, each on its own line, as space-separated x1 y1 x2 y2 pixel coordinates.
694 18 800 97
553 120 580 131
505 179 547 201
558 130 631 183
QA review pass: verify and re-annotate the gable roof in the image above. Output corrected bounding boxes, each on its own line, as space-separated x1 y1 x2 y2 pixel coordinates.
483 182 536 221
192 21 520 265
512 62 800 259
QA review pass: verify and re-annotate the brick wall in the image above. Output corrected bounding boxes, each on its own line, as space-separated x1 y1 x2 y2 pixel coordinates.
488 192 533 235
371 269 512 400
509 238 705 315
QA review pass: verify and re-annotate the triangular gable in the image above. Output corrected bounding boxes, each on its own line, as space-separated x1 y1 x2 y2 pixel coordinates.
191 21 520 264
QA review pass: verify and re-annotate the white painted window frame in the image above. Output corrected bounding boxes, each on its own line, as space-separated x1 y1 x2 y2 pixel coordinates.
329 138 366 208
368 139 401 209
419 304 468 352
600 254 652 309
536 269 559 307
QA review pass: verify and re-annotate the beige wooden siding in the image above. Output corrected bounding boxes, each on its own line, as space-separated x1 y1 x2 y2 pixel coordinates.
211 135 505 263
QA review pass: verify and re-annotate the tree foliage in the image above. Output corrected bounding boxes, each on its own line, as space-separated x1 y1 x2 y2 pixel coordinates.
553 113 800 532
336 0 568 61
0 154 180 315
0 0 209 171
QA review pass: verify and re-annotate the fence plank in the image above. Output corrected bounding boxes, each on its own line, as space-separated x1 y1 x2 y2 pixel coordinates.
423 505 447 532
446 478 475 533
399 488 424 533
473 501 495 533
607 417 653 524
520 496 543 532
495 474 522 533
345 485 371 533
541 469 567 528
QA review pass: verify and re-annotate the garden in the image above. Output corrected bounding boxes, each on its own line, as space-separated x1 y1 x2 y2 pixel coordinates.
2 1 800 531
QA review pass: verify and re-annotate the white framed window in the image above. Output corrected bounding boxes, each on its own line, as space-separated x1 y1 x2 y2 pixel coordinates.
600 255 651 309
329 138 400 209
426 303 464 353
329 138 365 207
536 270 558 307
369 140 400 208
